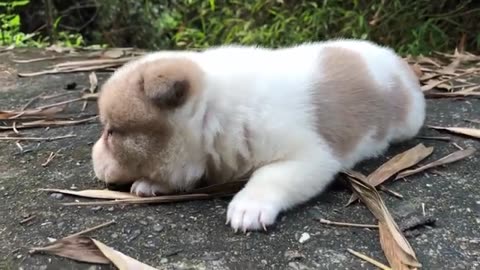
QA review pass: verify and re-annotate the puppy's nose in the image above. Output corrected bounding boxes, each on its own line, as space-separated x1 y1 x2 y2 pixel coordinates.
106 182 131 192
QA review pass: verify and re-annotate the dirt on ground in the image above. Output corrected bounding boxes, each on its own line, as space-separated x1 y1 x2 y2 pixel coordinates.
0 49 479 270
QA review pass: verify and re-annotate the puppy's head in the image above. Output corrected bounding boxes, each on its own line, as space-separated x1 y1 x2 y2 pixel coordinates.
92 57 206 193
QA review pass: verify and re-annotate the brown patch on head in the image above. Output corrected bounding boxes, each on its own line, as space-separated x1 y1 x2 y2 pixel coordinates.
92 56 205 189
312 47 410 159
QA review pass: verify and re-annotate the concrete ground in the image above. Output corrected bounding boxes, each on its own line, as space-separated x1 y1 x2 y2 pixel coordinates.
0 49 479 270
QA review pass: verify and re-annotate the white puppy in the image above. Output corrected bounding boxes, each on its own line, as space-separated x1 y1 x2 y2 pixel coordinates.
91 39 425 232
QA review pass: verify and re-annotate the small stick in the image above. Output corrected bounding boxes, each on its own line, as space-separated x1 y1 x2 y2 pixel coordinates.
21 93 44 110
12 122 20 134
29 220 116 254
465 119 480 124
15 141 23 152
347 248 392 270
422 203 426 217
318 218 378 229
36 97 85 110
42 149 61 167
379 186 404 198
65 220 115 239
0 134 76 141
416 135 451 142
62 193 217 206
20 215 36 224
452 143 464 151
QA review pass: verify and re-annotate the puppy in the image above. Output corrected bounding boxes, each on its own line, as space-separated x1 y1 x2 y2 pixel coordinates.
92 39 425 232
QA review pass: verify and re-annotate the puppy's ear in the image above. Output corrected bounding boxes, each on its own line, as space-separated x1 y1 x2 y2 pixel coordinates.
142 75 190 109
141 74 190 109
139 58 203 109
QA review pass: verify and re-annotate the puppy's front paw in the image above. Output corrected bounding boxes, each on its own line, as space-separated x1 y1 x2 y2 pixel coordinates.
130 180 170 197
226 190 281 232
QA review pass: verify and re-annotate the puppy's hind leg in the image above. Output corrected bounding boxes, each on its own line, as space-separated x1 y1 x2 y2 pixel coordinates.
226 145 342 232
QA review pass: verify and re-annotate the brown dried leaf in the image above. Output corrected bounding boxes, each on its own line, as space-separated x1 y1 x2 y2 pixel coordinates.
92 239 158 270
40 188 139 200
347 144 433 205
89 72 98 93
31 236 110 264
428 126 480 139
31 236 158 269
367 144 434 187
379 222 419 270
345 172 421 269
396 147 476 179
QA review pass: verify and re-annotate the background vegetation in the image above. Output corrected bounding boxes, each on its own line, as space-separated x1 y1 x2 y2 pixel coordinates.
2 0 479 55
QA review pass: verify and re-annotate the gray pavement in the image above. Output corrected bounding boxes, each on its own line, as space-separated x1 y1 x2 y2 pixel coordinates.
0 49 479 270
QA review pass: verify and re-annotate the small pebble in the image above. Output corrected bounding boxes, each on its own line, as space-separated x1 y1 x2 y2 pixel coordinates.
139 220 148 226
111 233 118 239
160 258 168 264
107 207 114 211
298 232 310 244
128 229 141 242
90 206 102 211
50 193 64 200
153 224 164 232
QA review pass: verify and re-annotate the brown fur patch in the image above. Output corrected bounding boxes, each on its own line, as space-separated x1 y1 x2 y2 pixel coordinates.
312 47 409 158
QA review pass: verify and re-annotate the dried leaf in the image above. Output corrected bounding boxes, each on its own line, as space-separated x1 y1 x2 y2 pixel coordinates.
367 144 433 187
31 235 158 269
347 144 433 205
345 172 421 269
89 72 98 93
396 147 476 179
31 236 110 264
40 188 139 200
379 222 418 270
421 68 480 92
428 126 480 139
92 239 158 270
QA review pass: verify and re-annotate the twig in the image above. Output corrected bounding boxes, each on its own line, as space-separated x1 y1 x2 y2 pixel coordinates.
36 97 85 110
452 143 464 150
62 193 220 206
379 186 403 198
21 92 45 110
0 134 76 141
347 249 392 270
20 215 36 224
318 218 378 229
416 135 451 142
41 149 61 167
65 220 115 239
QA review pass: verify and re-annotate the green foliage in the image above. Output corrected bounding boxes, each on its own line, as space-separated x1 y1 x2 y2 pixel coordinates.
90 0 479 55
3 0 480 54
0 0 85 47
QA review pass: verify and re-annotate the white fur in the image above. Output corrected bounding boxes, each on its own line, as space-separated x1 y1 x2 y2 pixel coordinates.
123 39 425 231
